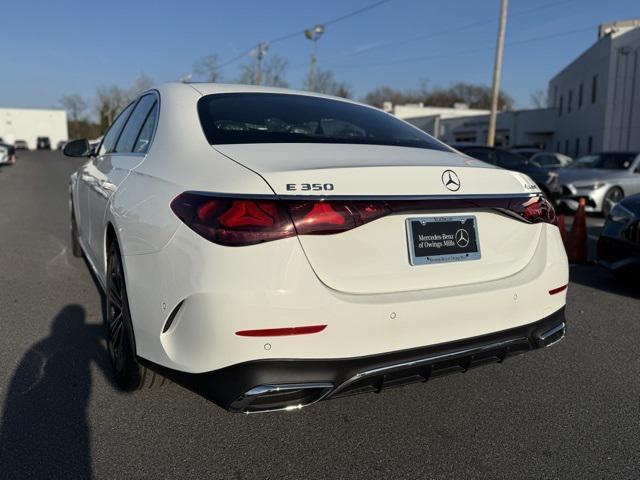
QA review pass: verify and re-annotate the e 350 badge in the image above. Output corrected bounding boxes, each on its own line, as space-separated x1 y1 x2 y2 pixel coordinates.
286 183 335 192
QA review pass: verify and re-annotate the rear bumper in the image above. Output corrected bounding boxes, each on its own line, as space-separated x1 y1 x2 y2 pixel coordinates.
140 307 566 413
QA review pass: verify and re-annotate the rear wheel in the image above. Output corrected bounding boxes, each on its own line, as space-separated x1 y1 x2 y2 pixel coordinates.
106 241 165 390
602 187 623 218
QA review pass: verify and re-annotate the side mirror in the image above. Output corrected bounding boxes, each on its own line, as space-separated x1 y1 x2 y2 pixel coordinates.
63 139 91 157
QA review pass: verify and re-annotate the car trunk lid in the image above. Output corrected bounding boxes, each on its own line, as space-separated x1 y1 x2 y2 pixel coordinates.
214 143 542 294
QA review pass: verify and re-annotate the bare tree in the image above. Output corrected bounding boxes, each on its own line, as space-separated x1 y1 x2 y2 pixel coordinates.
59 94 87 122
237 53 289 87
194 54 223 82
363 81 513 110
96 85 129 131
237 62 258 85
530 89 548 108
262 55 289 88
131 73 154 96
303 69 351 98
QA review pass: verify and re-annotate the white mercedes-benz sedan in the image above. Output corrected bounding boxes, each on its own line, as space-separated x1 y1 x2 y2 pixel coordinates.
64 83 568 413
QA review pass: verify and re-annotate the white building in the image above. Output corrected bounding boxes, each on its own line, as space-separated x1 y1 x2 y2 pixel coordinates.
436 108 557 148
385 102 490 137
0 108 68 149
393 19 640 155
548 19 640 156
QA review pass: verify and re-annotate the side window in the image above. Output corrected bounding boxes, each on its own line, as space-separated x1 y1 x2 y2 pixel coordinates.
99 103 135 155
133 102 159 154
115 94 157 153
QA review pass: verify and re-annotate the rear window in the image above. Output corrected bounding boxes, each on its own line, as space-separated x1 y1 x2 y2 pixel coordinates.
197 93 451 152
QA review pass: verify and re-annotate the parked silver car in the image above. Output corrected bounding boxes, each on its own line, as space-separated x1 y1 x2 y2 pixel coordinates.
558 152 640 216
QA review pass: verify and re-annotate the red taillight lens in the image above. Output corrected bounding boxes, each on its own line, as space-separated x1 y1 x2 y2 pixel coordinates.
287 200 390 235
170 193 296 246
171 192 556 247
508 195 556 225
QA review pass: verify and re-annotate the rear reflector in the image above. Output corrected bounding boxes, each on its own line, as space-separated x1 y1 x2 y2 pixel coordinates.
235 325 327 337
170 192 556 247
548 285 568 295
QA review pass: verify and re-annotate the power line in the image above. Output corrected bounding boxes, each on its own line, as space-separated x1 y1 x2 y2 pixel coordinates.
322 0 578 63
217 0 395 68
324 0 394 26
329 25 594 70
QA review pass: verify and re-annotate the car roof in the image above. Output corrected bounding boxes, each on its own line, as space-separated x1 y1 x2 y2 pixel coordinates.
159 82 362 106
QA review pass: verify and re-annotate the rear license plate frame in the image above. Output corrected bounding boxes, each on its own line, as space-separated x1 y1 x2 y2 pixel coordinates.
406 215 481 266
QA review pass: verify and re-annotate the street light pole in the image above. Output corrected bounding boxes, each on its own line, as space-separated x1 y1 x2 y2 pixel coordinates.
310 39 318 91
305 25 325 92
487 0 508 147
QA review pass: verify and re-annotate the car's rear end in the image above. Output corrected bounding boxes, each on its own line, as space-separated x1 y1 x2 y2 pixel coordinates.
127 87 569 413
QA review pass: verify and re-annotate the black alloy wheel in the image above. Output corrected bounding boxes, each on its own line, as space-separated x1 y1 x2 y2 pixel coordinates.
106 241 165 390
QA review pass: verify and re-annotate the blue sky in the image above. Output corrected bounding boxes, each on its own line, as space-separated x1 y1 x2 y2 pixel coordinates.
3 0 638 112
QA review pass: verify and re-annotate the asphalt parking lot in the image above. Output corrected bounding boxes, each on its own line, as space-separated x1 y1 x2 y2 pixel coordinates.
0 151 638 479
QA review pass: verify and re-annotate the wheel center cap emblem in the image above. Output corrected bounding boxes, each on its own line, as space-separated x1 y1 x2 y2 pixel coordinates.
455 228 469 248
441 170 460 191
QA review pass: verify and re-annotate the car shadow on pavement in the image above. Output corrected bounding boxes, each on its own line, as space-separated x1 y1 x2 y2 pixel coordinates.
569 264 640 300
0 305 112 479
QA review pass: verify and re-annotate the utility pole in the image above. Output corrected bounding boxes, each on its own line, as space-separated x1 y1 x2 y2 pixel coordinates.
487 0 508 147
305 25 325 92
253 42 269 85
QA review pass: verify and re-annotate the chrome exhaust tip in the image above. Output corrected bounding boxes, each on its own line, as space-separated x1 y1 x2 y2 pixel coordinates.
229 383 334 414
537 322 566 348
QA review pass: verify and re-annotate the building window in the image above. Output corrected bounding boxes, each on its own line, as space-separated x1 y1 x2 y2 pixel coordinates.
564 139 569 155
556 141 560 152
454 133 477 143
578 84 583 109
591 75 597 104
588 136 593 154
558 96 563 116
575 138 580 157
568 90 572 113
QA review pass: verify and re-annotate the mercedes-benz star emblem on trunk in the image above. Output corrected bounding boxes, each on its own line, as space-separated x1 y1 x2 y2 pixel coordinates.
441 170 461 191
455 228 470 248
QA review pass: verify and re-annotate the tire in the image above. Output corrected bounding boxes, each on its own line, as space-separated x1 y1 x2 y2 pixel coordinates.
70 208 83 258
106 241 166 390
602 187 623 218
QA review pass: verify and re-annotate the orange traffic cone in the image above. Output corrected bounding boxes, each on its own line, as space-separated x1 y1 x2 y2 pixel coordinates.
567 197 588 263
556 214 568 247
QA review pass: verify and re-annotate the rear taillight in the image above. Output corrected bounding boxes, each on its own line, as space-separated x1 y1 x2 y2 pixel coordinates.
170 193 296 246
508 195 556 225
171 192 556 247
286 200 391 235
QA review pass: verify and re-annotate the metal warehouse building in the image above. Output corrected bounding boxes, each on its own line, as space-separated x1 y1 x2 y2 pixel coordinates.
0 108 68 150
